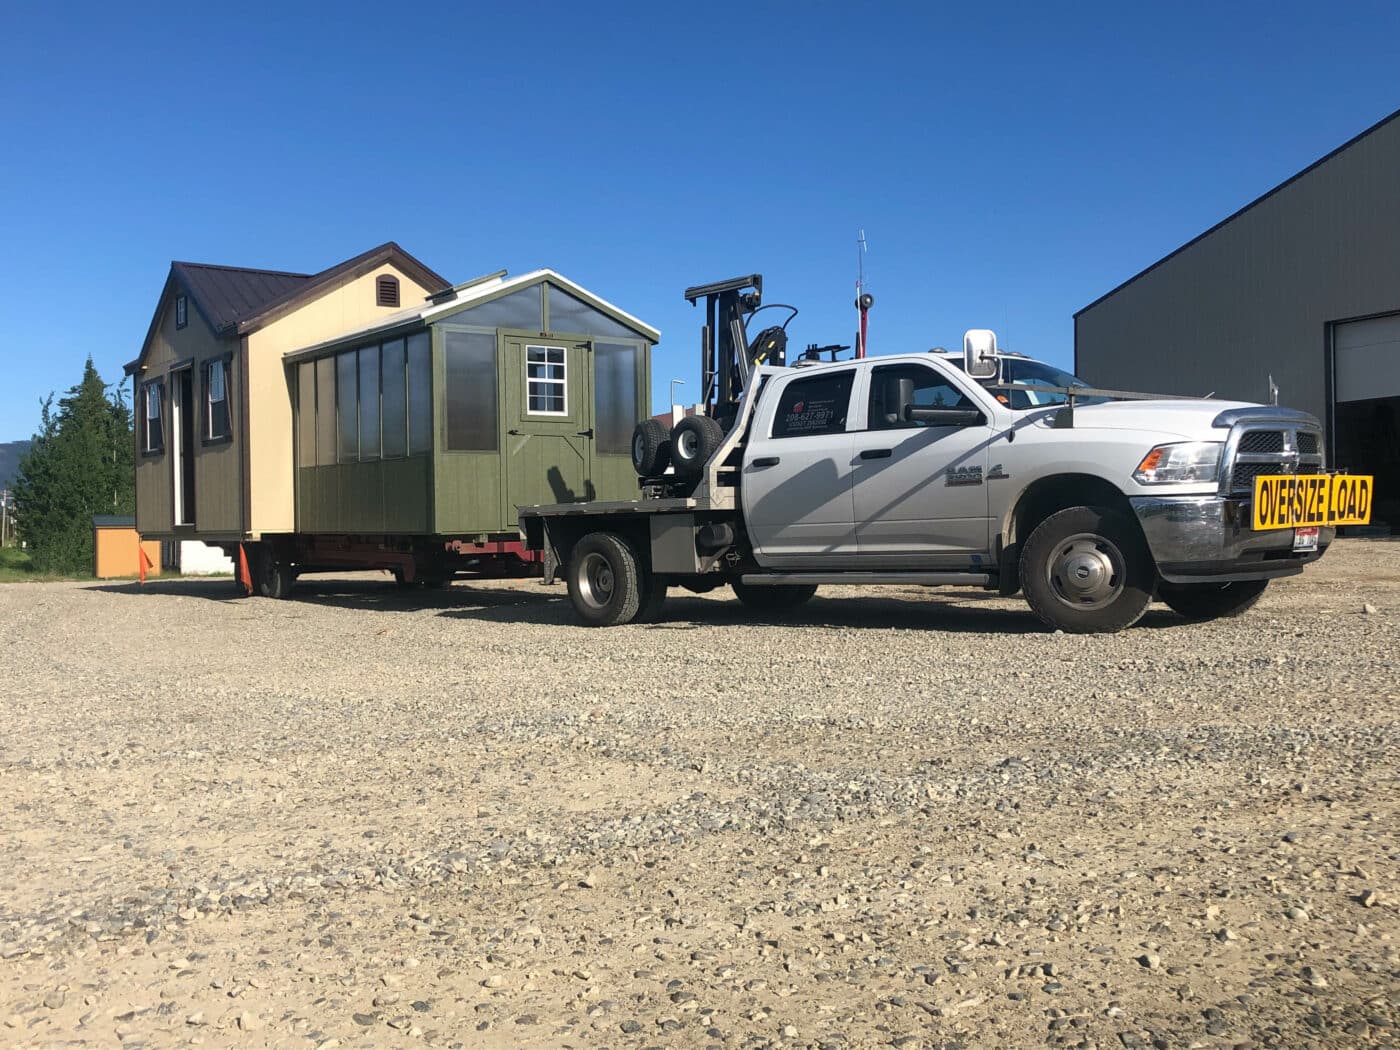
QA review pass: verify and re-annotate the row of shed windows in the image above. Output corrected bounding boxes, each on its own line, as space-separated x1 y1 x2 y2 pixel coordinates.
141 357 231 454
296 333 431 466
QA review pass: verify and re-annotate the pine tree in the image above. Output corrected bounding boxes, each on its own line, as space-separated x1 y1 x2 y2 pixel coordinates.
12 359 135 574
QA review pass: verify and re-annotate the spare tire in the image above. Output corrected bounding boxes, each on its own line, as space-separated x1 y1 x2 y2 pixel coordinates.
631 418 671 477
670 415 725 481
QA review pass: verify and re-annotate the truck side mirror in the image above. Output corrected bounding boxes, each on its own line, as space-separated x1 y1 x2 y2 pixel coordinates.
963 329 999 380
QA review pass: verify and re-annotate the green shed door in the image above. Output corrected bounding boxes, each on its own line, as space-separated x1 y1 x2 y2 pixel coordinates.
502 336 595 510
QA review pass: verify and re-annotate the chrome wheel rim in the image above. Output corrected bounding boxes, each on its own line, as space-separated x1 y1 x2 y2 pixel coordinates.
578 552 616 609
676 429 699 461
632 432 646 465
1046 533 1124 610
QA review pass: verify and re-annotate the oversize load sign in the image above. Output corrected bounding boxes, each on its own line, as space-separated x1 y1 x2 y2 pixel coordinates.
1252 474 1373 530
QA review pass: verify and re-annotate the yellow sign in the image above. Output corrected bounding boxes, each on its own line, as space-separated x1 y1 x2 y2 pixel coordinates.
1252 473 1374 530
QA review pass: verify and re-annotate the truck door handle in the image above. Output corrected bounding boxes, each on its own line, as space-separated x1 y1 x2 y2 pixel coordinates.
751 456 780 468
860 448 892 460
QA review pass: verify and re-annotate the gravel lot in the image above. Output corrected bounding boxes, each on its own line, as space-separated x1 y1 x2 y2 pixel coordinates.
1 539 1398 1049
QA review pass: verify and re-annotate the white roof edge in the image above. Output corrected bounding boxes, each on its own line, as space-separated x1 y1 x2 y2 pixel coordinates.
283 268 660 360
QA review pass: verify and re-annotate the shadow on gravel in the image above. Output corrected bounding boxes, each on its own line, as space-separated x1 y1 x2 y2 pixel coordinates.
93 577 1187 633
438 591 1185 633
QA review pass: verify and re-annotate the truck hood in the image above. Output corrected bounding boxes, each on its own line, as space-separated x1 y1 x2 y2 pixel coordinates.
1031 398 1261 440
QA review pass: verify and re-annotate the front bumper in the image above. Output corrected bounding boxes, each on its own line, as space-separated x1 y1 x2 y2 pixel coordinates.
1129 495 1332 583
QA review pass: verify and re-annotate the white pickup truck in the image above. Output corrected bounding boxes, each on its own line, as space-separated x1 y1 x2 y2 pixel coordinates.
520 327 1370 633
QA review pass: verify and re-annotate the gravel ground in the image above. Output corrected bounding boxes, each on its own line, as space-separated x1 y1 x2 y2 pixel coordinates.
1 538 1397 1050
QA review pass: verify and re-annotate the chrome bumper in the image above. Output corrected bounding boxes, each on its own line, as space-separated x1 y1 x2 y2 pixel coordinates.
1129 495 1332 584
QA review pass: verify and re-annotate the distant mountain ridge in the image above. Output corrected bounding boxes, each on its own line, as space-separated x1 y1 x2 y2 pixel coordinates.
1 440 32 490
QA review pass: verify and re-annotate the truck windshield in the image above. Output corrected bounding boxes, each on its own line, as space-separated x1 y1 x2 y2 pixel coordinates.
996 360 1109 410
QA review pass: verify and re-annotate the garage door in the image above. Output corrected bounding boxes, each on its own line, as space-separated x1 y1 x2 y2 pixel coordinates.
1335 313 1400 402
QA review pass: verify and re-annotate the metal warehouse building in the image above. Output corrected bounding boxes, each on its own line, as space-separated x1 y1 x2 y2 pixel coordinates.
1075 106 1400 530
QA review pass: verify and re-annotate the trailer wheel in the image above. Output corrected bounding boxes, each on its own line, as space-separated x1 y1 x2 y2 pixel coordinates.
631 419 671 477
254 544 295 600
731 580 818 611
1158 579 1268 621
1019 506 1151 633
566 532 645 626
670 416 724 481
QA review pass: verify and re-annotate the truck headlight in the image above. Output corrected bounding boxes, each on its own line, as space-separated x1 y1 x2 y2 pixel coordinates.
1133 442 1222 484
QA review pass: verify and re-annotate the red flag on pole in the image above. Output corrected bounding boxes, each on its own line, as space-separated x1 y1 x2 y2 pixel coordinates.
139 545 154 585
238 544 254 596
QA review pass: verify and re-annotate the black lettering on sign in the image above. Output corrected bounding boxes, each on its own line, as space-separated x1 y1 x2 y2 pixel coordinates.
1358 477 1371 519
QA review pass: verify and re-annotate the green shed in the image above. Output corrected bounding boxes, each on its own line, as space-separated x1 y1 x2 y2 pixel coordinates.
284 269 658 541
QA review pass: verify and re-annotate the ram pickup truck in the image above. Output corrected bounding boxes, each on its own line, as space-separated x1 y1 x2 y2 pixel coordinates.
520 294 1371 633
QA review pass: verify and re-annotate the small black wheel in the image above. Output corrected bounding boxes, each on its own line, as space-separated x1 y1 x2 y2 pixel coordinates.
670 416 725 481
1019 506 1152 633
254 544 295 600
731 580 818 611
1158 579 1268 621
566 532 645 626
631 419 671 477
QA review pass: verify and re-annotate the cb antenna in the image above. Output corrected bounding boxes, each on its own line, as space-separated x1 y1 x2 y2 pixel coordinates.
855 230 873 358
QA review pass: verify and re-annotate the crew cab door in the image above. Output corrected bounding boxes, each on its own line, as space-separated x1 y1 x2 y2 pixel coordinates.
741 368 858 566
851 360 992 565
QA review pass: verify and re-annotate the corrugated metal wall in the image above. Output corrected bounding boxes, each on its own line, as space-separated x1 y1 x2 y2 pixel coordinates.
1075 112 1400 426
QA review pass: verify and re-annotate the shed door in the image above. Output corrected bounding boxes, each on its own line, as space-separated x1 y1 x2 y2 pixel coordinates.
503 337 595 511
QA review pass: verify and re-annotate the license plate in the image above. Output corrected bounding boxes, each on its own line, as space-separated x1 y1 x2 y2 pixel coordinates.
1293 526 1319 551
1252 473 1374 531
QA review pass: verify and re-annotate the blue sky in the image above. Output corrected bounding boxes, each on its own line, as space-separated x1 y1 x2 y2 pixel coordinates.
2 1 1398 440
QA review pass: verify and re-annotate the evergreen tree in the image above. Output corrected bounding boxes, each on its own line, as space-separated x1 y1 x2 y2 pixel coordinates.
12 359 135 573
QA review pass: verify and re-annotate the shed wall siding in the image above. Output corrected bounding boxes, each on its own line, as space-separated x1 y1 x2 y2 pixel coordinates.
245 266 435 535
1075 115 1400 425
134 295 243 537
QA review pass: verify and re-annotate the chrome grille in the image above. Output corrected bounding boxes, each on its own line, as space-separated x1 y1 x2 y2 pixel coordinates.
1238 430 1283 454
1222 421 1325 495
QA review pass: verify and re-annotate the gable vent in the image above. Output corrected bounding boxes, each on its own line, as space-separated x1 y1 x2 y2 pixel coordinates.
376 274 400 307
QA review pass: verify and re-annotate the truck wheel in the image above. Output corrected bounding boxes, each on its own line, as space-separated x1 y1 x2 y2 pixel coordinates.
670 416 724 481
254 544 295 600
1019 507 1151 633
731 580 818 611
566 532 645 626
1158 579 1268 621
631 419 671 477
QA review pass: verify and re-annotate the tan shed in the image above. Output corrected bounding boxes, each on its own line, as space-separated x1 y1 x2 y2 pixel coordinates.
93 516 161 579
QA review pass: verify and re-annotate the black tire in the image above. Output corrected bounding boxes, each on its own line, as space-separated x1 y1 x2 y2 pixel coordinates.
631 419 671 477
1158 579 1268 621
731 580 819 611
254 544 295 600
566 532 645 626
1019 506 1152 633
670 416 725 481
636 579 668 623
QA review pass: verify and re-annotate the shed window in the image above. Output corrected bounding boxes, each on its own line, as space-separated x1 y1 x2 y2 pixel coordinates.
296 361 316 467
203 358 231 441
376 274 400 308
380 338 407 458
358 345 381 461
142 380 165 453
445 331 498 451
526 345 567 415
447 287 543 331
175 295 188 330
336 352 358 463
407 332 432 454
594 342 641 454
315 357 336 466
547 286 638 340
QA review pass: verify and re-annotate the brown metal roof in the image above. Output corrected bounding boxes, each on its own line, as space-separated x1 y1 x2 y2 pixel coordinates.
171 261 311 332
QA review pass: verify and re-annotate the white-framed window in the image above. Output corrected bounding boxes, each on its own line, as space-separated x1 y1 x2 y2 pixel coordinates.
526 345 567 415
142 379 165 453
204 358 231 441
